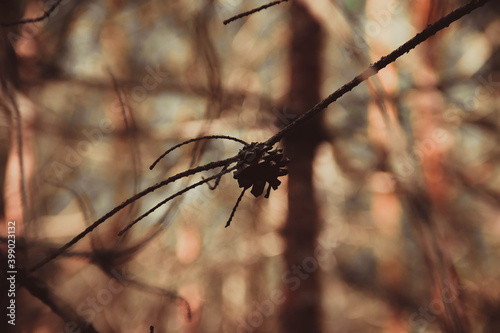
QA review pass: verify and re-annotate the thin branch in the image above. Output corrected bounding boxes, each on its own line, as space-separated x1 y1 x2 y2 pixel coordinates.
223 0 288 25
150 135 248 170
265 0 493 146
119 165 237 235
29 156 238 272
0 0 64 27
225 188 247 228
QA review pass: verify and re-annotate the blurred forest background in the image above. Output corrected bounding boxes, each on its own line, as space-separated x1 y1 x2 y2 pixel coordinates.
1 0 500 332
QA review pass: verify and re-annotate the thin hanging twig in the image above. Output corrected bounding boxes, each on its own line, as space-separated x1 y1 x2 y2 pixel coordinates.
225 188 247 228
223 0 289 25
150 135 248 170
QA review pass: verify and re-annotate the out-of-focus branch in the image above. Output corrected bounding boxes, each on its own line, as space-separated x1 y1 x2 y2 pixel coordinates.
11 265 99 333
223 0 288 25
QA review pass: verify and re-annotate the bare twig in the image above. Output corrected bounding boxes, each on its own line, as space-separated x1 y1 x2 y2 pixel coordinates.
29 156 238 272
225 188 247 228
0 0 64 26
265 0 493 146
118 165 237 235
223 0 288 25
150 135 248 170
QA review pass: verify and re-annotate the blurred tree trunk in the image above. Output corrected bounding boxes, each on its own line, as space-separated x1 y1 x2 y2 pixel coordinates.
280 2 325 333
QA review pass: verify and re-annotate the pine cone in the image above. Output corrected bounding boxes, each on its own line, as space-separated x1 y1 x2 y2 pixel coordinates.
233 143 289 198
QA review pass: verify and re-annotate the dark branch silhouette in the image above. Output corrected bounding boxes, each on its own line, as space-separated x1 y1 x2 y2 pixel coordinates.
223 0 288 25
0 0 64 26
150 135 248 170
225 188 247 227
29 156 238 272
264 0 493 146
118 165 237 235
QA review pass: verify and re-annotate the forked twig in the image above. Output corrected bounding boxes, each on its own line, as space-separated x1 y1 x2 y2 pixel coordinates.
223 0 289 25
29 156 238 272
118 165 237 235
